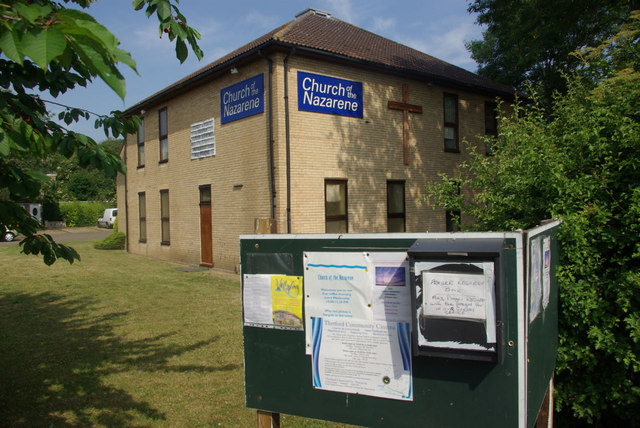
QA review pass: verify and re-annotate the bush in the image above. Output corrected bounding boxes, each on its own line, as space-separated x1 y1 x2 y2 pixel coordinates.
59 202 109 227
93 232 125 250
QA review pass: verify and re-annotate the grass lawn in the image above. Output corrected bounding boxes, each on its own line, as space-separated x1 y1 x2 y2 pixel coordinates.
0 242 354 427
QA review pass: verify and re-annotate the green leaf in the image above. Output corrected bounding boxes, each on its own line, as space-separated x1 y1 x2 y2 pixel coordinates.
132 0 146 11
70 39 126 99
113 47 138 74
175 38 187 63
155 0 172 22
65 12 119 51
0 31 24 65
13 3 52 24
21 28 67 69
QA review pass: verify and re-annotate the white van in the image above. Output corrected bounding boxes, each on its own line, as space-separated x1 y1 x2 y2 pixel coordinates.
97 208 117 228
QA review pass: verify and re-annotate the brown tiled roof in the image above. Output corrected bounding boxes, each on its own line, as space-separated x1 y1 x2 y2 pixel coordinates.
126 9 513 113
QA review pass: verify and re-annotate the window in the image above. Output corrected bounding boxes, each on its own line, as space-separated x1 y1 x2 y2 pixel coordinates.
191 118 215 159
325 179 348 233
137 118 145 167
443 93 459 152
160 189 170 244
159 108 168 162
387 181 406 232
138 192 146 243
484 101 498 155
199 185 211 205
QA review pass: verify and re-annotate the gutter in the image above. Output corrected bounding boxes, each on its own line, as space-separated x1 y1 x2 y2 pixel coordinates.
257 49 277 225
283 47 295 234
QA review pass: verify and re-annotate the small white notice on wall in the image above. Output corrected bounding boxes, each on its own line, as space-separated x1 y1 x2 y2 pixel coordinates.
422 272 487 321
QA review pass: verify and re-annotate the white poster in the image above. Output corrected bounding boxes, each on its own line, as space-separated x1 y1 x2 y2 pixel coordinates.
542 237 551 310
414 262 496 350
311 317 412 401
243 274 273 325
529 237 542 323
422 272 486 321
304 252 411 353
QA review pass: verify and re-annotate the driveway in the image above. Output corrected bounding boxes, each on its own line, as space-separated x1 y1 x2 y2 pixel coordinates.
0 226 112 246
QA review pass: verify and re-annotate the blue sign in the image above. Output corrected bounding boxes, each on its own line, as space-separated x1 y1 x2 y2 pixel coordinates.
221 74 264 124
297 71 363 118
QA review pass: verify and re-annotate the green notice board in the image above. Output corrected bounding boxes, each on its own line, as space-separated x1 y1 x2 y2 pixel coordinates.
241 223 560 428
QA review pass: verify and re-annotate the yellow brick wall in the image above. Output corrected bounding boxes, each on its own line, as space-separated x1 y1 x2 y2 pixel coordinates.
280 56 492 234
117 52 502 271
118 60 272 272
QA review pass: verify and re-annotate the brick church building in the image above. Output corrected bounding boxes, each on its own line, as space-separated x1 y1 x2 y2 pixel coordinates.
116 8 513 272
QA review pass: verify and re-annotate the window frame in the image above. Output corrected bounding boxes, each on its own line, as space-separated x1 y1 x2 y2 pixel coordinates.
137 117 145 168
160 189 170 245
158 107 168 163
138 192 146 243
387 180 406 232
443 93 459 153
324 179 348 233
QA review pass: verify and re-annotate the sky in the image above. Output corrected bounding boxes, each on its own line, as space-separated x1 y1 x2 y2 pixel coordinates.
49 0 485 140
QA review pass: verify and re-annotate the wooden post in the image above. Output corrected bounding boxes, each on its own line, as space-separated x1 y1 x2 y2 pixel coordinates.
257 410 280 428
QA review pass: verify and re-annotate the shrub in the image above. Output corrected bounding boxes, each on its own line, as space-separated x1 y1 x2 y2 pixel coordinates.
93 232 125 250
59 202 109 227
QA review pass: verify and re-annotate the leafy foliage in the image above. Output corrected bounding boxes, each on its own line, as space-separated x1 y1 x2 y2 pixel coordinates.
0 0 202 265
466 0 638 104
93 231 125 250
426 14 640 425
59 201 108 227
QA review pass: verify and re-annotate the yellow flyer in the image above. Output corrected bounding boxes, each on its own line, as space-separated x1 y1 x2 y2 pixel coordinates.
271 276 303 328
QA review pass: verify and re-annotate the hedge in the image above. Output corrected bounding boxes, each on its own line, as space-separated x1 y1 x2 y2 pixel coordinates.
93 232 125 250
59 202 110 227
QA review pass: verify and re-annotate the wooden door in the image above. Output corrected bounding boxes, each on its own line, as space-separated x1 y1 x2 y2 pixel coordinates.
199 185 213 267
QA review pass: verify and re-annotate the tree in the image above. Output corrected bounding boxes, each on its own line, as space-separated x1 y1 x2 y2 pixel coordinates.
426 14 640 426
0 0 202 264
466 0 638 104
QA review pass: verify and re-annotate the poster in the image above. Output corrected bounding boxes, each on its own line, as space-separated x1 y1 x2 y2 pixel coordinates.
413 262 496 351
311 318 412 401
422 271 486 321
304 252 411 352
542 237 551 310
242 274 303 329
304 252 412 400
529 237 542 323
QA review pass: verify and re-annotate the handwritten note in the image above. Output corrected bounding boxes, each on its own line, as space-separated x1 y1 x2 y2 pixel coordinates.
422 272 486 321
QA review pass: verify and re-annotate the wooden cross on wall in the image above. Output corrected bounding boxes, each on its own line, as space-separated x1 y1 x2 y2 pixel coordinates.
388 84 423 165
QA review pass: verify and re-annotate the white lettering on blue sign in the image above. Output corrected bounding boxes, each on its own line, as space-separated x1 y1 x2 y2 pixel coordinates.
297 71 363 118
221 74 264 124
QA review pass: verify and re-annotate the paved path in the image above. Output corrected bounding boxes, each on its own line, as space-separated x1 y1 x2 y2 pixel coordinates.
0 226 112 246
